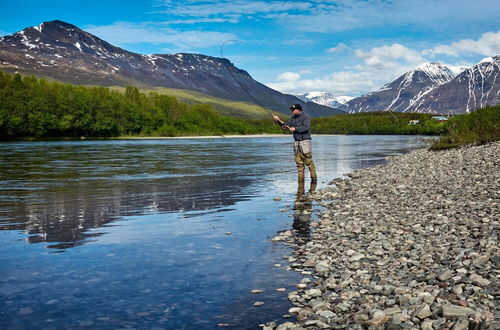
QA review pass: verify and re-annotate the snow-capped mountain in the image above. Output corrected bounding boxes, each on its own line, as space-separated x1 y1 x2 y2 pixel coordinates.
347 62 457 113
407 56 500 114
0 20 341 117
345 58 499 114
297 92 353 108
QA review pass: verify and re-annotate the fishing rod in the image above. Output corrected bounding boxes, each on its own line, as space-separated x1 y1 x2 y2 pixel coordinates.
220 40 275 118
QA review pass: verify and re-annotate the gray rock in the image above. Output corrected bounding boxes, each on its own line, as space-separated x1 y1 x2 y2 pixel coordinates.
383 306 401 315
438 269 454 281
314 261 330 275
414 303 432 319
305 288 322 297
441 305 475 318
469 274 491 286
317 310 336 320
276 322 296 330
452 319 469 330
421 319 434 330
472 255 489 267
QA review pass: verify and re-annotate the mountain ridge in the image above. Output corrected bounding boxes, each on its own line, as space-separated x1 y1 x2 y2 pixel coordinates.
347 62 457 113
0 20 342 117
345 58 499 114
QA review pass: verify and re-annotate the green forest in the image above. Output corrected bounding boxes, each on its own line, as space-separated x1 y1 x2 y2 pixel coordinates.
1 71 497 145
0 72 281 138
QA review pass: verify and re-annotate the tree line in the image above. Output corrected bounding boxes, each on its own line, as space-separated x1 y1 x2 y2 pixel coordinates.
0 72 281 138
3 71 492 141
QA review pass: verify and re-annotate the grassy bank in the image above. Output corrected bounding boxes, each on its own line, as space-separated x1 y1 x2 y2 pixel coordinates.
430 105 500 149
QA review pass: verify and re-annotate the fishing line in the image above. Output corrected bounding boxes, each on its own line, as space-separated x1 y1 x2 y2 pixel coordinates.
220 40 275 117
387 110 400 127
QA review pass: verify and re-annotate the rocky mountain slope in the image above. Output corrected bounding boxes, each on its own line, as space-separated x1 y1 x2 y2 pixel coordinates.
407 56 500 114
346 58 500 114
0 20 341 117
347 62 456 113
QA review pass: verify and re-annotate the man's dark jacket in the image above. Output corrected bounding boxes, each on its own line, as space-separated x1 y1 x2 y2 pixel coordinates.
283 111 311 141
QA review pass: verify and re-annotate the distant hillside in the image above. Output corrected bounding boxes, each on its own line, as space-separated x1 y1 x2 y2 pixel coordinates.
0 20 343 117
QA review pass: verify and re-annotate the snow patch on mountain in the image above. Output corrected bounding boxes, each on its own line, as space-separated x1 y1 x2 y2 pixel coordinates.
447 65 469 77
297 92 353 108
33 23 44 33
479 56 494 64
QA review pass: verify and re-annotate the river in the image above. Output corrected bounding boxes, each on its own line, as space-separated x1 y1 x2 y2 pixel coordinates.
0 135 431 329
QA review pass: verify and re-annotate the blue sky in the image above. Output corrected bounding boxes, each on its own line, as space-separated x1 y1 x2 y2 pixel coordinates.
1 0 499 96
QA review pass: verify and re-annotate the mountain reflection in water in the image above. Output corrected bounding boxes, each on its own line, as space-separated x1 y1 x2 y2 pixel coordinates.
1 174 253 249
0 139 276 250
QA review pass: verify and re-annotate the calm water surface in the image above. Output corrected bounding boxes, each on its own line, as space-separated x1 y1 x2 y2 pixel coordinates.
0 135 431 329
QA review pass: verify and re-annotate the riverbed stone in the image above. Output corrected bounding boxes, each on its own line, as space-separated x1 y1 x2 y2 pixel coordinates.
276 322 295 330
441 305 475 318
415 303 432 319
314 261 330 276
265 142 499 329
469 274 491 286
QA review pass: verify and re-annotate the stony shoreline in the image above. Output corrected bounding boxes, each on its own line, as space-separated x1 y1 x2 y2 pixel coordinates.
266 142 499 329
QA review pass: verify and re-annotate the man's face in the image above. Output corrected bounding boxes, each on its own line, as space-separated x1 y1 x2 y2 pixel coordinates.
292 109 301 115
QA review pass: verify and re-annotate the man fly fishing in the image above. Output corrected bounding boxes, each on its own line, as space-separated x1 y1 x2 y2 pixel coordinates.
220 42 317 185
273 104 317 185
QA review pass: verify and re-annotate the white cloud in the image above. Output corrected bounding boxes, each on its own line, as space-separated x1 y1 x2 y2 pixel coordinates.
281 37 315 46
326 43 350 53
268 70 377 96
423 31 500 57
268 43 426 95
278 0 500 33
157 0 311 17
355 44 425 69
85 22 236 49
277 71 300 81
162 17 239 25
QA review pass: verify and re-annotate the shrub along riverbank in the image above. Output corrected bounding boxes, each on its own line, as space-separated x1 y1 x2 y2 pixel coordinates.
312 112 447 135
430 105 500 149
1 72 498 144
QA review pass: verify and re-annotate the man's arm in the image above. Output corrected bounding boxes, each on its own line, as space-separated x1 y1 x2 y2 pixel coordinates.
272 114 283 125
273 114 291 130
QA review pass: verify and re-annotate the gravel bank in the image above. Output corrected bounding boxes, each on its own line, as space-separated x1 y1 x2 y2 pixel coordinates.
267 142 499 329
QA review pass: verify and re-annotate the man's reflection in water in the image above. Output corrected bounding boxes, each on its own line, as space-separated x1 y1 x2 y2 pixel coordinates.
292 179 317 243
